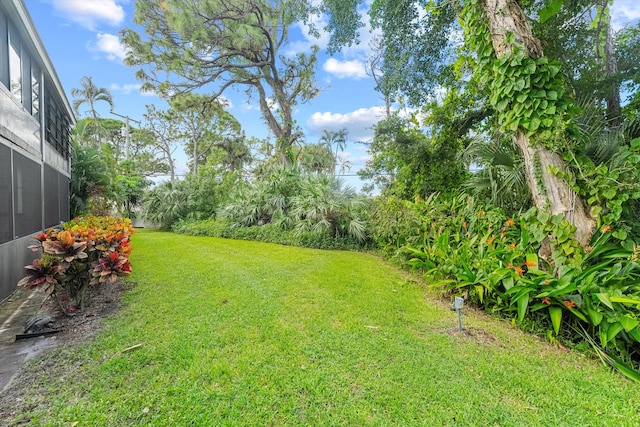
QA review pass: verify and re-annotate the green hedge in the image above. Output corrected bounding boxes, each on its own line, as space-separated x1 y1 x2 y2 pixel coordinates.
172 218 366 251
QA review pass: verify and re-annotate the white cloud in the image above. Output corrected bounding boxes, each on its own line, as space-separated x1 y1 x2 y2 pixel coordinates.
287 13 331 55
218 96 233 109
242 101 260 111
110 83 156 97
287 3 380 58
266 97 280 112
49 0 125 31
90 33 130 62
611 0 640 30
307 106 387 142
323 58 367 79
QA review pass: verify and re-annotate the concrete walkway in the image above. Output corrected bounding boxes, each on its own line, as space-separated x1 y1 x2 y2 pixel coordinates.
0 287 57 393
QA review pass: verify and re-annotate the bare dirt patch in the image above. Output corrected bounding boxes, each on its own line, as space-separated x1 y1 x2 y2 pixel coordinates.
447 325 504 347
0 281 130 426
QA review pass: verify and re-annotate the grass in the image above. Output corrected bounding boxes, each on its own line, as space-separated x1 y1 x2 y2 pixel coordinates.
11 230 640 426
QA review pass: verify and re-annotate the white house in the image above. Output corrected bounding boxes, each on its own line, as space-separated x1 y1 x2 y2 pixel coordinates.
0 0 75 301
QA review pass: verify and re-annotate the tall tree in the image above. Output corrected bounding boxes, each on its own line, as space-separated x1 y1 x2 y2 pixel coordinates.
143 105 181 181
121 0 320 163
170 93 244 175
319 128 348 173
70 76 114 143
595 0 621 125
472 0 596 245
321 0 612 246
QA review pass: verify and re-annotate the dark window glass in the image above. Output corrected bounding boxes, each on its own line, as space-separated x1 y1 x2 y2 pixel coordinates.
0 144 13 244
13 152 41 237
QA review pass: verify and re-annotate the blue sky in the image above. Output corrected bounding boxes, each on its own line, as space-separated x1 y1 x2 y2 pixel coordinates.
24 0 640 185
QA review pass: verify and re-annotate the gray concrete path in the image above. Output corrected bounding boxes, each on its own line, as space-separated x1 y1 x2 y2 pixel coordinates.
0 287 55 393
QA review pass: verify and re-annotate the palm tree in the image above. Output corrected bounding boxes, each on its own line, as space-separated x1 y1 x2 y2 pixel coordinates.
319 128 348 174
71 76 114 144
296 143 334 174
290 175 367 242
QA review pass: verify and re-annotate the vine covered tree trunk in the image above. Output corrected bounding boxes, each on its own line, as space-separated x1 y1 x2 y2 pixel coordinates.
481 0 596 246
601 2 621 126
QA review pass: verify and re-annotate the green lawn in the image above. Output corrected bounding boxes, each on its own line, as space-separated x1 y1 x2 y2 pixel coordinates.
14 230 640 426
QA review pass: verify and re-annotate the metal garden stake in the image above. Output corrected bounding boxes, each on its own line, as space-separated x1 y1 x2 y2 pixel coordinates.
453 297 464 332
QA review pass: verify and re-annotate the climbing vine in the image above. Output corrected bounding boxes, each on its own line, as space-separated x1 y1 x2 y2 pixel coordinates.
459 0 569 148
459 0 640 232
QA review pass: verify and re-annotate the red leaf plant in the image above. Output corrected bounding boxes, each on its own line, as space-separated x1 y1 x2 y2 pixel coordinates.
18 256 62 293
92 251 132 285
42 230 88 263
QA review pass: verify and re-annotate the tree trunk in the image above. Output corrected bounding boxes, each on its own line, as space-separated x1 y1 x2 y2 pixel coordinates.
602 5 621 126
193 131 198 176
482 0 596 247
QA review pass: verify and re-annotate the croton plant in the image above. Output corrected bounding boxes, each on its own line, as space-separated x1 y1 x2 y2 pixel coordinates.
18 216 134 313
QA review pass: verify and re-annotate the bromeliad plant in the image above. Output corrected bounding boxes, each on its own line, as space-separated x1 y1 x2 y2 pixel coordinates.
18 216 134 313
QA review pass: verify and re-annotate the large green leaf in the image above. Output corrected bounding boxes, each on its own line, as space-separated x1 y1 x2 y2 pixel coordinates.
609 296 640 306
587 308 604 326
596 293 614 310
518 293 530 322
606 322 624 345
619 316 639 332
549 306 562 335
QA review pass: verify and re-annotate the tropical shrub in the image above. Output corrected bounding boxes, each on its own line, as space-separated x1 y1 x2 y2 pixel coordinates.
172 218 365 251
141 168 240 229
223 165 369 246
19 216 134 313
70 139 114 217
377 191 640 376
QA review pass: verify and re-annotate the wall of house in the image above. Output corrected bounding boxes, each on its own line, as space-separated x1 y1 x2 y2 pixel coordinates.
0 1 74 301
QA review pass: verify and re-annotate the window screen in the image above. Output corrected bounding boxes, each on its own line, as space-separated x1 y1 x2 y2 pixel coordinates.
0 144 12 244
59 173 69 222
44 84 71 159
13 152 41 237
44 164 58 228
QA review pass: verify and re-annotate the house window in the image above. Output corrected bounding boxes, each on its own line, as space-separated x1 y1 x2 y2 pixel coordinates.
8 31 21 103
45 85 71 158
31 65 40 118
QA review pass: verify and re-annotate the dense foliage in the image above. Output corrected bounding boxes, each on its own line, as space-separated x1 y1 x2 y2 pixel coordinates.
18 216 134 313
62 2 640 380
369 192 640 379
145 164 369 249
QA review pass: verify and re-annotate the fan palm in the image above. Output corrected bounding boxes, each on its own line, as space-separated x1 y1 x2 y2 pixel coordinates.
290 175 367 242
459 135 530 214
141 181 189 229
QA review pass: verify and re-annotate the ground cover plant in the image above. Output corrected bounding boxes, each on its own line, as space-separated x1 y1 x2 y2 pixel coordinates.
5 230 640 426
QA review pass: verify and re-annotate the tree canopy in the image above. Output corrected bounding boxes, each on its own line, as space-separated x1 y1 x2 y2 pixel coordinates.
121 0 321 162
